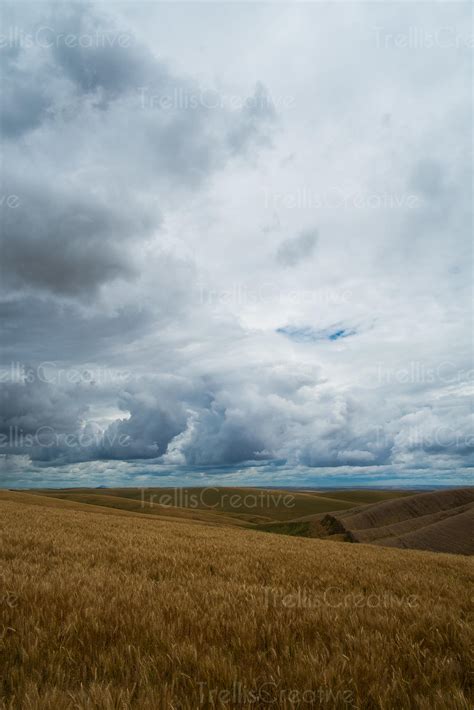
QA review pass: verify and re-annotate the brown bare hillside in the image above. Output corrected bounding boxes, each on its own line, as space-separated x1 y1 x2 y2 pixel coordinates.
353 502 474 543
321 488 474 554
333 488 474 530
372 506 474 555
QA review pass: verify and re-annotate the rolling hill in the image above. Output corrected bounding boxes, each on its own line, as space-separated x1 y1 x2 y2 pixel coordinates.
30 486 361 523
321 488 474 555
23 486 474 555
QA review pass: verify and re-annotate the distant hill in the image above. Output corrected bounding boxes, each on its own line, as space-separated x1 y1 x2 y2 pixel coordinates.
28 486 361 523
16 485 474 554
321 488 474 555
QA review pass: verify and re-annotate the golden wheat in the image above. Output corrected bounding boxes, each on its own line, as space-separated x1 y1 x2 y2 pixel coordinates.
0 491 472 709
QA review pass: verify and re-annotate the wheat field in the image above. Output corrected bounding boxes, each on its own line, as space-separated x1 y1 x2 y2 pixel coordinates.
0 490 473 709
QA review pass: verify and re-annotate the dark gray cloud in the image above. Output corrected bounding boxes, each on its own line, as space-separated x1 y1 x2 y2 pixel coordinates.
276 229 318 267
228 82 277 155
0 179 153 295
0 58 52 138
0 297 153 362
0 374 89 461
49 5 160 98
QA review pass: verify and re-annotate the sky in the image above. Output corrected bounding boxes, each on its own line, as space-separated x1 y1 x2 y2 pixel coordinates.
0 1 472 489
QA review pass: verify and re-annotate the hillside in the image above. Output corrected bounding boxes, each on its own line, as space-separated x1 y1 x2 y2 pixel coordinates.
0 490 472 709
23 486 474 554
23 487 474 555
30 486 361 523
313 489 418 504
321 488 474 555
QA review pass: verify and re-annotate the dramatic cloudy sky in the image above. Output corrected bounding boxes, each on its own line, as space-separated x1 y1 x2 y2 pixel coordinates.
0 1 472 488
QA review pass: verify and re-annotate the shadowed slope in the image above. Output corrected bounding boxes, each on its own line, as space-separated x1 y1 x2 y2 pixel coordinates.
321 488 474 554
332 488 474 530
371 506 474 555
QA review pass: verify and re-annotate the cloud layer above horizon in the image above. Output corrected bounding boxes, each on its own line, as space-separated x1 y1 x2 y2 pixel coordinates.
0 1 472 488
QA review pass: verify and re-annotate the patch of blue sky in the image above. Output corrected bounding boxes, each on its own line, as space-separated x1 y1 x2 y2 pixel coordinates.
276 325 356 343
